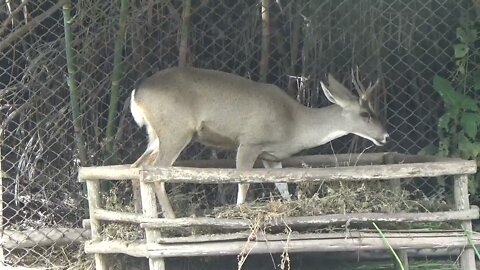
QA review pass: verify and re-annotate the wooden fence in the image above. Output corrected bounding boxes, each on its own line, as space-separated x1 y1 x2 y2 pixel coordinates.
79 152 479 270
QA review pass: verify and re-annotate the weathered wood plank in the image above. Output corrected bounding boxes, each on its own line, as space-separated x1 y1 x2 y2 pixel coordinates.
77 153 389 182
84 232 480 258
176 152 391 168
147 233 480 258
78 154 476 182
454 175 476 270
142 160 477 184
156 231 475 244
92 209 143 223
176 153 464 168
139 171 166 270
84 240 147 257
85 179 108 270
79 165 140 181
390 153 457 164
140 207 479 229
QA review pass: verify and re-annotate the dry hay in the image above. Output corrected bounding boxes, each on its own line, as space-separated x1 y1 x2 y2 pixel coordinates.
214 181 448 219
97 177 450 242
89 174 451 270
212 181 449 270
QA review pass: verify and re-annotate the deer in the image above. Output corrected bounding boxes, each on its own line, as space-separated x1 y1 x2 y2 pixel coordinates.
129 67 389 218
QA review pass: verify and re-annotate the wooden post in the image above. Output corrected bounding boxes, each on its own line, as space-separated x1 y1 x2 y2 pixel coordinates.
86 179 109 270
394 251 409 270
0 134 5 266
384 154 401 194
0 133 4 265
139 170 166 270
385 155 409 270
454 175 476 270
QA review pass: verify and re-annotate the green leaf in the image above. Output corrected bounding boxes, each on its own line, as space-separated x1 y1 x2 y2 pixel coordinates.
474 70 480 91
456 59 466 74
454 44 469 59
459 140 480 159
438 113 452 132
461 112 480 139
438 140 450 156
459 95 479 111
438 140 450 157
457 25 477 45
433 75 461 109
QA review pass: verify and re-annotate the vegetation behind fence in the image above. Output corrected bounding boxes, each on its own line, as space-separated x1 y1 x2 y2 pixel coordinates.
0 0 478 267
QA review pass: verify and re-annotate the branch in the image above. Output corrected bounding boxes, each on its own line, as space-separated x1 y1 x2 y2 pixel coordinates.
0 0 66 52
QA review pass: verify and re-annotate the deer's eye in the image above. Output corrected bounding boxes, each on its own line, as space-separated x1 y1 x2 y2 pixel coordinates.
360 112 370 118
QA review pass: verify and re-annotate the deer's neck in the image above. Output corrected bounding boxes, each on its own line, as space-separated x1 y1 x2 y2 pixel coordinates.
293 105 350 150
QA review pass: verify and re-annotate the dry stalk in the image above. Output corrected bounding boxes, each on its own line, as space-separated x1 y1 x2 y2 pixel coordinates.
279 218 292 270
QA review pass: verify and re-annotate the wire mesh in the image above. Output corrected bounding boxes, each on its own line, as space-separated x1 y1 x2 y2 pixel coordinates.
0 0 476 267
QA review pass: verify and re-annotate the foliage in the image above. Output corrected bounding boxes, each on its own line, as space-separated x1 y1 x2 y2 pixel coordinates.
432 16 480 197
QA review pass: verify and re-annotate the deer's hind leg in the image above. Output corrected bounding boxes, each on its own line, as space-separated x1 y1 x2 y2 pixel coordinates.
131 126 160 213
150 126 193 218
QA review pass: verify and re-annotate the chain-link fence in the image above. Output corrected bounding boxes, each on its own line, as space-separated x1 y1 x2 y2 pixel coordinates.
0 0 477 268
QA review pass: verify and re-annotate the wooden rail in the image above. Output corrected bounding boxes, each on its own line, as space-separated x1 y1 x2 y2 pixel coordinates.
85 207 479 229
140 161 476 184
79 153 479 270
84 231 480 258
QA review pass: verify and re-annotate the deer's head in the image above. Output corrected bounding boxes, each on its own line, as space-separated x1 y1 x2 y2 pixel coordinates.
320 68 389 146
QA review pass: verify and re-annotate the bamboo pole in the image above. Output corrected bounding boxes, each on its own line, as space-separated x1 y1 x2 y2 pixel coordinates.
179 0 191 67
105 0 130 164
259 0 270 82
62 0 89 217
454 175 476 270
62 0 87 165
287 0 302 97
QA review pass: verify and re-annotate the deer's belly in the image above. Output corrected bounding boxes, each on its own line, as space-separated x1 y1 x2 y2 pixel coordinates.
194 122 237 150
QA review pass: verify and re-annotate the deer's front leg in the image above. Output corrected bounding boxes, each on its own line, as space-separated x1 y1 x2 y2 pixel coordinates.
235 145 261 205
262 160 291 200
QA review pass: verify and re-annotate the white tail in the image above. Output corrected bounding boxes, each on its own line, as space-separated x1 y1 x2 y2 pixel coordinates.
130 67 389 218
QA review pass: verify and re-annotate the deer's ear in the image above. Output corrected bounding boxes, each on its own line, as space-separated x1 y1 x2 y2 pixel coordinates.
321 75 358 109
320 81 337 104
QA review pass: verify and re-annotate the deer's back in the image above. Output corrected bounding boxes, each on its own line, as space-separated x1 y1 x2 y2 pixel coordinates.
134 67 300 149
